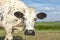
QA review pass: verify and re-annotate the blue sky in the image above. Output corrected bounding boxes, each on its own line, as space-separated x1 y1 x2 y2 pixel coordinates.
21 0 60 22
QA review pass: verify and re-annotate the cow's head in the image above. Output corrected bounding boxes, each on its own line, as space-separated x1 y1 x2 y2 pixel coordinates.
24 7 47 36
14 7 47 36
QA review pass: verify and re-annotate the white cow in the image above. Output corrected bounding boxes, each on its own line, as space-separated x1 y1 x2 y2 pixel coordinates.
0 0 47 40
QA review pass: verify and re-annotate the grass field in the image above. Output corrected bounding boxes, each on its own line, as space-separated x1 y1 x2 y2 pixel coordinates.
0 22 60 40
35 22 60 30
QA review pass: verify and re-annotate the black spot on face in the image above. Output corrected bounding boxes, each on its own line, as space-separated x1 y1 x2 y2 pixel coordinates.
34 18 37 21
7 38 8 40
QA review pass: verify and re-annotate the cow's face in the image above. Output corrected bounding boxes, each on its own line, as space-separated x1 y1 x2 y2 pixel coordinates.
24 8 36 30
24 8 36 35
24 7 47 36
14 7 47 36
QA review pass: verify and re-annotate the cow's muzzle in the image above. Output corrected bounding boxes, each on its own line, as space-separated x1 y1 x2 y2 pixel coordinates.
24 29 35 36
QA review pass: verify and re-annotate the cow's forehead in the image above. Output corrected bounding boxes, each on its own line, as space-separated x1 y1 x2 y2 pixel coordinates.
24 7 36 17
26 7 35 13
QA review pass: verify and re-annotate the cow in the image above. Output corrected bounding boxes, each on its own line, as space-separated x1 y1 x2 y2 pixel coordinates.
0 0 47 40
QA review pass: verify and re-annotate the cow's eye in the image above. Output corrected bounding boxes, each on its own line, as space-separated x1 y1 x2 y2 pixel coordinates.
14 11 24 18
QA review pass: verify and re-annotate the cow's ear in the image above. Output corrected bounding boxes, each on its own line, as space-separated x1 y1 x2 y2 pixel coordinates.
37 12 47 19
14 11 24 18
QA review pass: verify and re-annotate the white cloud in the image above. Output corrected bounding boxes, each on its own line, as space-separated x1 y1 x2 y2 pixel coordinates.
27 3 56 12
45 6 55 11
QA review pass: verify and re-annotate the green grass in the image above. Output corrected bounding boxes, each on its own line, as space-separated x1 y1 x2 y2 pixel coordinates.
0 30 60 40
35 22 60 30
0 22 60 40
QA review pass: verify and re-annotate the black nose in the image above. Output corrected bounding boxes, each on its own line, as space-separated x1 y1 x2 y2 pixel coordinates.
24 30 35 36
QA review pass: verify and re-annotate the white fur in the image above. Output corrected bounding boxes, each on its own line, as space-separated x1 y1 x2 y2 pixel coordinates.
24 7 37 30
0 0 37 40
0 0 27 40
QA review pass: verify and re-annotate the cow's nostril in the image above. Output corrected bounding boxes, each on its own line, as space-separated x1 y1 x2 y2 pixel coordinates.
24 29 35 36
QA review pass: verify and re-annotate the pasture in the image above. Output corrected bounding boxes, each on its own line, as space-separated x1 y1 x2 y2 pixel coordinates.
0 22 60 40
35 22 60 30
